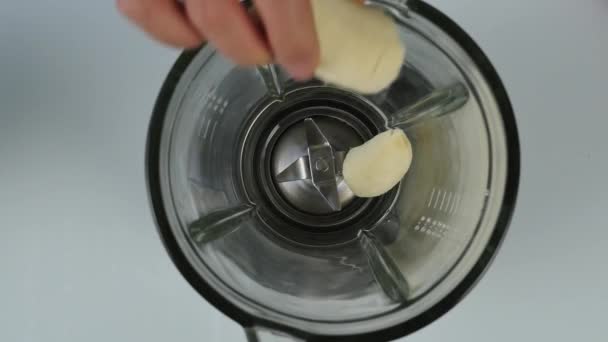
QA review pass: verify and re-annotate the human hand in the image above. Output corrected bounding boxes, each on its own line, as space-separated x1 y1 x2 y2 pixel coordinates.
117 0 320 80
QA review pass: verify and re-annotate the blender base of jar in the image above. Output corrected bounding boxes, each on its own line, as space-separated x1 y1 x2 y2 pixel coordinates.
237 85 400 246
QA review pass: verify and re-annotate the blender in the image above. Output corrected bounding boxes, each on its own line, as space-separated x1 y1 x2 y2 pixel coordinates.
145 0 520 340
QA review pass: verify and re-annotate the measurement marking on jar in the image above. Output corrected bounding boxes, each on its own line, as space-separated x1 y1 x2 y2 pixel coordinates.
448 192 455 213
200 91 230 116
426 188 437 208
209 121 218 140
214 96 229 116
451 194 461 214
439 190 447 211
203 120 211 139
448 193 456 213
427 188 436 207
414 216 464 243
414 216 447 238
433 189 442 209
429 188 462 214
444 192 453 212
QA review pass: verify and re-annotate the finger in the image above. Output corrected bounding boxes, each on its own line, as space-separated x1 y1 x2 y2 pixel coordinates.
185 0 271 65
117 0 203 48
254 0 319 80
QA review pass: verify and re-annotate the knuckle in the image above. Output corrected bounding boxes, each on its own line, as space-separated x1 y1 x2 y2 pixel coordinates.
196 9 225 33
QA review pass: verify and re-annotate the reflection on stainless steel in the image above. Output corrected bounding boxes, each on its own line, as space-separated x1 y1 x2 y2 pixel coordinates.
276 152 347 183
303 118 340 211
272 117 360 214
275 157 310 183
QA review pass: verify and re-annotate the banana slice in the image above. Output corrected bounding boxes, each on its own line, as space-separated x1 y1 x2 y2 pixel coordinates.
311 0 405 94
343 129 412 197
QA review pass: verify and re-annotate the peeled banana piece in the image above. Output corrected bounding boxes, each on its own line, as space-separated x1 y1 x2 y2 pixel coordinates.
343 129 412 197
311 0 405 94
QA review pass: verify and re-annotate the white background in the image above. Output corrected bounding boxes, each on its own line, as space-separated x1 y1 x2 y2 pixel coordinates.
1 0 606 341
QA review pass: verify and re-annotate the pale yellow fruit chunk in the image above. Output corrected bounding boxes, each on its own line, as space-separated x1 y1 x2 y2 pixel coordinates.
311 0 406 94
343 129 413 197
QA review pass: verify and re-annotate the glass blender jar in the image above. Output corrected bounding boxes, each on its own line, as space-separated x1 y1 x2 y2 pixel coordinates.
145 0 520 340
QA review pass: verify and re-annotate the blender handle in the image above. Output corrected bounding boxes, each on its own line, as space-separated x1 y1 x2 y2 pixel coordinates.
245 326 306 342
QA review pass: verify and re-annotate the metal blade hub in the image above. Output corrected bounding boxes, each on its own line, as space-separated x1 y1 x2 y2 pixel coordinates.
272 117 363 214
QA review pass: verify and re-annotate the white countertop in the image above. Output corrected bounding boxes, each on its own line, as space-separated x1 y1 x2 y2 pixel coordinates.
1 0 606 341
